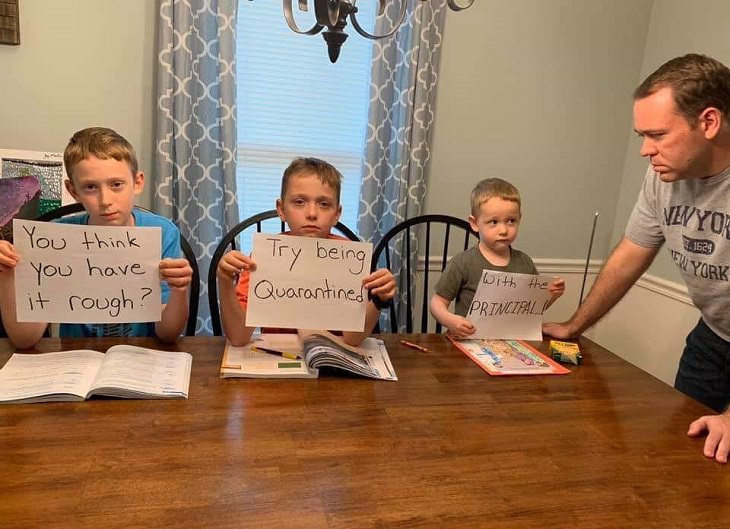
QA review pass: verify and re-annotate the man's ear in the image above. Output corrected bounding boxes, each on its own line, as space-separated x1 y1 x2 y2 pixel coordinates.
64 179 80 202
699 107 723 139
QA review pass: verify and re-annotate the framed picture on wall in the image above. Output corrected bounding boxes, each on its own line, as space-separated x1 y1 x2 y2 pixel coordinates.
0 0 20 45
0 149 72 242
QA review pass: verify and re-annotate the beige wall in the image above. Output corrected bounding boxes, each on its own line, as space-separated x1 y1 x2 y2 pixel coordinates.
428 0 653 262
0 0 157 207
612 0 730 282
3 0 730 279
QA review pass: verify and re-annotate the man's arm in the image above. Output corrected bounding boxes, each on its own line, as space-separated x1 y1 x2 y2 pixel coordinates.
543 237 660 338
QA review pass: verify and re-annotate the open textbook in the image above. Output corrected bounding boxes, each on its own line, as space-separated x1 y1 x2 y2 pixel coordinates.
449 337 569 376
0 345 192 403
221 330 397 380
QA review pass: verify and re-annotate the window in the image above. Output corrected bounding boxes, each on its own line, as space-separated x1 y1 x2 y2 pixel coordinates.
236 2 376 249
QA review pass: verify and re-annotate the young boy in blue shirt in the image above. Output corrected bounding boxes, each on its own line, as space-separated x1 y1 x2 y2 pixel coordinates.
0 127 193 348
216 157 396 347
430 178 565 339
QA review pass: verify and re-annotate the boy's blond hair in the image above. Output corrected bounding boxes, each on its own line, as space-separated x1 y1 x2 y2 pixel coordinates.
281 157 342 204
470 178 521 217
64 127 139 180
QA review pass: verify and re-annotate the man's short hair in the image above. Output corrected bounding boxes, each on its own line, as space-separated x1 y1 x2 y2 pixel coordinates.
64 127 139 179
634 53 730 124
470 178 521 217
281 157 343 204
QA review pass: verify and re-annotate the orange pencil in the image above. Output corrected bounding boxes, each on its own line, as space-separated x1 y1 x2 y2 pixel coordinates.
400 340 429 352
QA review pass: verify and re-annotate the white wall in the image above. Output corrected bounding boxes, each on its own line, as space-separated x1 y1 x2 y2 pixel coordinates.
428 0 653 262
0 0 157 207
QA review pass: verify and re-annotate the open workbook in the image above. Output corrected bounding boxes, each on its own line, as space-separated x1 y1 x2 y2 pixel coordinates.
449 337 569 376
0 345 193 403
221 330 397 380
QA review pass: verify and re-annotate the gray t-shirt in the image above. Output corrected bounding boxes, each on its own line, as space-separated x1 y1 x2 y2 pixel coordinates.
626 166 730 341
434 245 538 317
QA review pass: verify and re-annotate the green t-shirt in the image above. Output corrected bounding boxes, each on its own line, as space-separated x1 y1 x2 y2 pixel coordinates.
434 245 538 317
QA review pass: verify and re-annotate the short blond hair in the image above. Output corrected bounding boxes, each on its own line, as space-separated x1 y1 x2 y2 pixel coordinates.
470 178 521 217
64 127 138 180
281 157 342 204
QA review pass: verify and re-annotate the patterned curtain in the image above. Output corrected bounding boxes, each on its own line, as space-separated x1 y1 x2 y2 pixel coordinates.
358 0 448 331
155 0 239 334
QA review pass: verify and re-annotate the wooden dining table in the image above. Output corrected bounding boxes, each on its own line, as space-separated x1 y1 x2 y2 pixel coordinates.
1 334 728 529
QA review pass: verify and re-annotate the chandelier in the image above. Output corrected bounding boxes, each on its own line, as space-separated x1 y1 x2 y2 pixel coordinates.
269 0 475 63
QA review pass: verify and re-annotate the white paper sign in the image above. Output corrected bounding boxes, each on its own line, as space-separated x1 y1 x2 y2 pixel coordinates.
466 270 552 340
245 233 372 332
13 219 162 323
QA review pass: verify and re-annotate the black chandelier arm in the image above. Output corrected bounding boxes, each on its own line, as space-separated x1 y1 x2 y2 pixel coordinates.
446 0 475 11
283 0 325 35
350 0 408 40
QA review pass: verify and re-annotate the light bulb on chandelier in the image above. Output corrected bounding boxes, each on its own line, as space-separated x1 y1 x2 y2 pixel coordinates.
248 0 475 63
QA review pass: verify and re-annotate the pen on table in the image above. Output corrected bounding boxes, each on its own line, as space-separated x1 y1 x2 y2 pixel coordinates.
251 346 300 360
400 340 429 352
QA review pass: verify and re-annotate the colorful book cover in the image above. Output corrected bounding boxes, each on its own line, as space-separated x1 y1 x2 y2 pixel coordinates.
449 337 570 376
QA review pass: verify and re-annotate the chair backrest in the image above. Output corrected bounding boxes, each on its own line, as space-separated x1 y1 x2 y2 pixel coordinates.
207 209 360 336
35 203 200 337
371 214 479 334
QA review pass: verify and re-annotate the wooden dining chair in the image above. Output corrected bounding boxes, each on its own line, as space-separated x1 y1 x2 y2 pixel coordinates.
35 203 200 336
207 209 360 336
371 214 479 334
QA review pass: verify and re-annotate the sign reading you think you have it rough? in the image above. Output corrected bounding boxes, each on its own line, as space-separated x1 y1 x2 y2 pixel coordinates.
12 219 162 323
245 233 372 332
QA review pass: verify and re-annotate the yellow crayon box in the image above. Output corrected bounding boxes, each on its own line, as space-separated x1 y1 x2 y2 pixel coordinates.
549 340 582 365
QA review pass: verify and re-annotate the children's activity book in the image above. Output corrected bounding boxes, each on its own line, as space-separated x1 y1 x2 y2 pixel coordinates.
221 330 397 380
449 337 569 376
0 345 192 403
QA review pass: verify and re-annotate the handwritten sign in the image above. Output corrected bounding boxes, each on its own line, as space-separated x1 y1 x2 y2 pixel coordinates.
466 270 552 340
13 219 162 323
245 233 372 332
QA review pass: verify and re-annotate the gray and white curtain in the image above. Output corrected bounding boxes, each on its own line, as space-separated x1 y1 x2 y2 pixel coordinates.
358 0 448 331
154 0 239 334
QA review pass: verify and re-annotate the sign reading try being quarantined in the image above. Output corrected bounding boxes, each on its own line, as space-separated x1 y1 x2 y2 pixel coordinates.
466 270 553 340
12 219 162 323
245 233 372 332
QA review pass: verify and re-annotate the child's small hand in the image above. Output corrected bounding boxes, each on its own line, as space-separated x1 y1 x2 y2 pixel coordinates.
363 268 396 304
217 250 256 281
445 316 476 340
159 258 193 291
548 277 565 299
0 241 19 274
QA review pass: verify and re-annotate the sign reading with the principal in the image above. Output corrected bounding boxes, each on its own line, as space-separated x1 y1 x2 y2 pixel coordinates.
13 219 162 323
466 270 553 340
245 233 372 332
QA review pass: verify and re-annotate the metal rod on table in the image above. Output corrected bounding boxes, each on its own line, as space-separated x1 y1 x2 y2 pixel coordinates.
579 210 599 307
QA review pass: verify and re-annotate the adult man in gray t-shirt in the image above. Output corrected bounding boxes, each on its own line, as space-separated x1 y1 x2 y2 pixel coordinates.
544 53 730 464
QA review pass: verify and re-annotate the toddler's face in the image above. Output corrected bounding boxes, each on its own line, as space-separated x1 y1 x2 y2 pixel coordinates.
276 173 342 238
468 197 521 252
